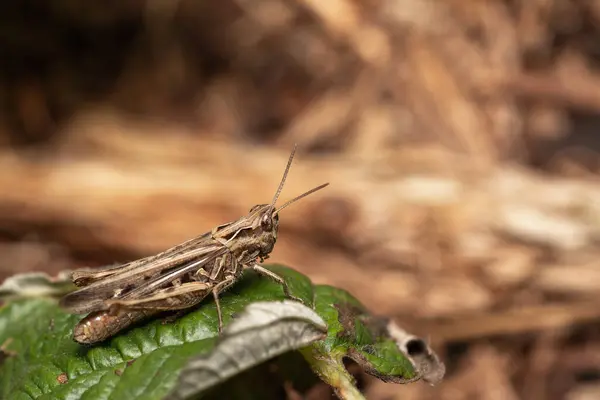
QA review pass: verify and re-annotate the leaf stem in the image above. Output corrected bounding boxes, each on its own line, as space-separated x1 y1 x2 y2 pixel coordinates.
299 346 366 400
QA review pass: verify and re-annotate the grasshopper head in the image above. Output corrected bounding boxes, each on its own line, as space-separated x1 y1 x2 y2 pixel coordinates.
230 145 328 260
237 175 327 258
237 203 281 258
250 204 280 233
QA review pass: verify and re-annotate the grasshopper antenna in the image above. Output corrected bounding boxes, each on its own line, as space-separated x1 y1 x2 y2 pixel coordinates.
274 182 329 215
268 144 298 212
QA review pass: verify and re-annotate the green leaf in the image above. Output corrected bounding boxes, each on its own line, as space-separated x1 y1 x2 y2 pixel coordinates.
298 284 444 399
168 300 326 400
0 265 443 400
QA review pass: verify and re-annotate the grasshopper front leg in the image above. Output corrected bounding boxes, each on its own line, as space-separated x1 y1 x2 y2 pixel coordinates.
251 264 303 304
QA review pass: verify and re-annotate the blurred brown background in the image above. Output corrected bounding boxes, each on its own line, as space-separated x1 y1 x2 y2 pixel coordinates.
2 1 600 399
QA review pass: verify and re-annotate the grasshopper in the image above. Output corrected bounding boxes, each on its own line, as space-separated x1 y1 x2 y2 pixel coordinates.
59 146 328 345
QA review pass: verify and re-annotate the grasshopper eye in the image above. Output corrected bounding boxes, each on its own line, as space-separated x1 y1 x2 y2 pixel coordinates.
260 214 273 230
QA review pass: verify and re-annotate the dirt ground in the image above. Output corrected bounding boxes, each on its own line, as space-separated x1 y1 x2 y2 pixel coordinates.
2 1 600 399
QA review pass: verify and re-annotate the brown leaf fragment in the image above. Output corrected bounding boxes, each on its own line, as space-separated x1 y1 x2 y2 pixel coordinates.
57 373 68 384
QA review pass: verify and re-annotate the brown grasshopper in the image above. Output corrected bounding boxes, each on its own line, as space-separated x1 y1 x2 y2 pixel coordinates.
59 146 328 345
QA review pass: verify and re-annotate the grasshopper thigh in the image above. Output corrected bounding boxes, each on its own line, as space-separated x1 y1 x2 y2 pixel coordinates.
105 282 212 310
